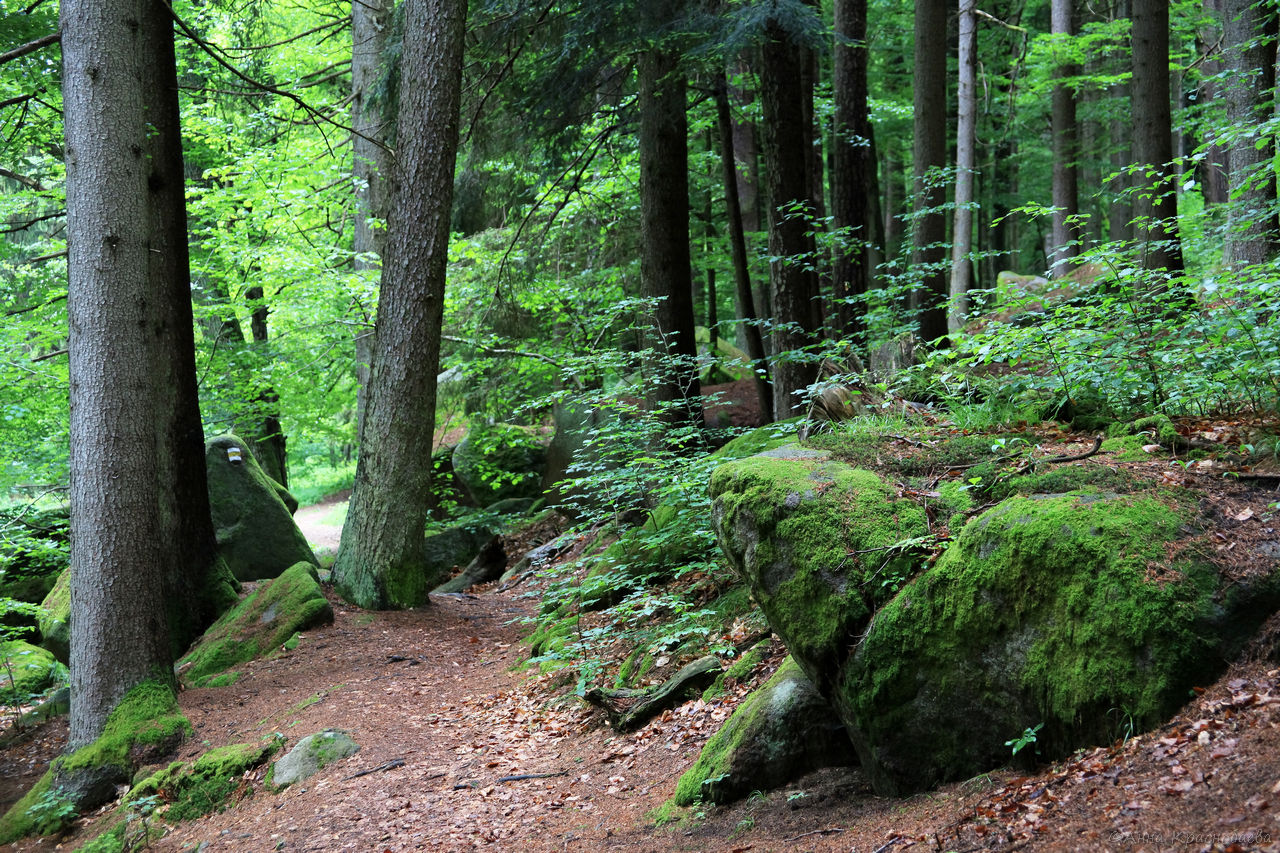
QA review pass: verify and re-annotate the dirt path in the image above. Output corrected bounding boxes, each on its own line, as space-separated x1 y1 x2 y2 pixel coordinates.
293 494 347 555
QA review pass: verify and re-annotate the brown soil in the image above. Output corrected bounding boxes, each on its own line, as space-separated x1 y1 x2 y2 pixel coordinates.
6 416 1280 851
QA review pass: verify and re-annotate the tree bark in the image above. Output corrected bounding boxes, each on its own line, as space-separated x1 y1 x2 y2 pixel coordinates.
831 0 874 349
758 16 821 417
1130 0 1183 272
912 0 949 342
638 32 701 431
1222 0 1279 267
949 0 978 331
1050 0 1081 276
333 0 467 610
351 0 393 443
714 74 773 422
62 0 220 747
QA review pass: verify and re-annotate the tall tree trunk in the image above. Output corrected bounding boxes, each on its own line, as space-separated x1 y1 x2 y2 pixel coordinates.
1222 0 1279 266
245 285 288 487
831 0 874 349
1050 0 1081 276
912 0 949 342
759 16 821 417
351 0 393 443
950 0 978 331
1108 0 1133 245
638 33 701 430
714 75 773 421
1198 0 1231 207
62 0 221 758
333 0 467 610
1130 0 1183 272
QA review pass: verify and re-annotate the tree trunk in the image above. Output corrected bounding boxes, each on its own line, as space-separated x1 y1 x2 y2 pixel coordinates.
333 0 467 610
352 0 393 443
1050 0 1081 276
912 0 949 342
245 285 288 487
1198 0 1230 208
62 0 221 750
758 16 821 418
1222 0 1279 267
638 35 701 431
949 0 978 331
1130 0 1183 272
714 75 773 422
831 0 874 349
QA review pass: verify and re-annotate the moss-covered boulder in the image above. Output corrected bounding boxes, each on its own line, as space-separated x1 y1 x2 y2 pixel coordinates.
672 657 856 806
36 568 69 663
178 562 332 687
206 434 317 581
270 729 359 788
709 446 930 693
840 491 1280 795
0 640 62 699
131 740 280 822
452 423 547 507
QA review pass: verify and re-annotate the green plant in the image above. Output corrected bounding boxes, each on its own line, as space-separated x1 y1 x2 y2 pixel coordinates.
1005 723 1043 757
23 787 76 837
122 794 163 851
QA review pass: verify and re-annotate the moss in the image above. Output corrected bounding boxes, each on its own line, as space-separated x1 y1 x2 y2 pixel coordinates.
1100 434 1160 462
0 640 63 698
37 568 70 663
701 641 767 701
712 421 800 461
993 459 1147 499
808 429 1037 478
843 490 1277 793
58 680 191 780
201 672 241 688
711 454 929 688
179 562 332 687
127 741 277 823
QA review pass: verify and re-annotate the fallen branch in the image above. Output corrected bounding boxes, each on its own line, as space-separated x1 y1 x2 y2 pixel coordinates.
497 771 567 783
1016 436 1103 473
583 655 721 732
785 827 844 842
342 758 405 780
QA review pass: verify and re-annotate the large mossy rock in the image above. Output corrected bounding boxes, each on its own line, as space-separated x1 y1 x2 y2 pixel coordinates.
672 657 856 806
37 568 70 663
270 729 360 788
206 435 317 581
0 640 62 699
452 424 547 507
841 491 1280 795
179 562 333 687
709 446 930 693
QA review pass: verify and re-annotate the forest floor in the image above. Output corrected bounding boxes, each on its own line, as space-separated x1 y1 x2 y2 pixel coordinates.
6 416 1280 851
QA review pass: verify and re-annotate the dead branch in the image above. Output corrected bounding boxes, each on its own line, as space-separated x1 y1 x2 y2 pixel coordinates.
0 31 59 67
342 758 405 780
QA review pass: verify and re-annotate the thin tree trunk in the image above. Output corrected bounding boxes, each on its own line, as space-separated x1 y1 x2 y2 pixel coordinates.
638 35 701 430
714 75 773 421
913 0 949 342
1130 0 1183 272
1222 0 1279 266
351 0 392 443
1050 0 1081 276
950 0 978 331
334 0 467 610
832 0 874 350
759 16 821 417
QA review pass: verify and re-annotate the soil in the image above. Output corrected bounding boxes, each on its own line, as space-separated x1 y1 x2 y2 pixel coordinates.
6 415 1280 852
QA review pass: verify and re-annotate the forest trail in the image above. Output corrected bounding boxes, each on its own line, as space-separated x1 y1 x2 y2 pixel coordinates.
6 524 1280 851
293 494 348 554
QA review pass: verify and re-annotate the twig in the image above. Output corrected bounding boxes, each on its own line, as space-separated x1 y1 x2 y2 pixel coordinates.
495 570 536 593
497 771 568 783
342 758 405 780
1017 436 1103 472
873 839 904 853
0 31 59 67
886 433 931 448
784 827 844 842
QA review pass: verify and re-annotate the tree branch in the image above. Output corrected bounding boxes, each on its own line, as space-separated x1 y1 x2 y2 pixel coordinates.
0 31 59 66
0 168 46 192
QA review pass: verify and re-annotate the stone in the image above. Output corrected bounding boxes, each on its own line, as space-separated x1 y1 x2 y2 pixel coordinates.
672 657 857 805
452 423 547 507
840 491 1280 795
206 434 317 581
270 729 359 788
0 640 62 698
36 568 69 663
431 536 506 594
178 562 333 687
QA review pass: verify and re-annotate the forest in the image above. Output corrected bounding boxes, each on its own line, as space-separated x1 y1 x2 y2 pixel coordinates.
2 0 1280 849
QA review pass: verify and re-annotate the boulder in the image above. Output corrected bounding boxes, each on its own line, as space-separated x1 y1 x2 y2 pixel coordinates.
672 657 856 806
841 491 1280 795
709 446 929 694
431 536 506 594
422 497 534 585
0 505 69 643
0 640 62 698
452 424 547 507
206 434 317 581
36 569 69 663
270 729 359 788
178 562 333 687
